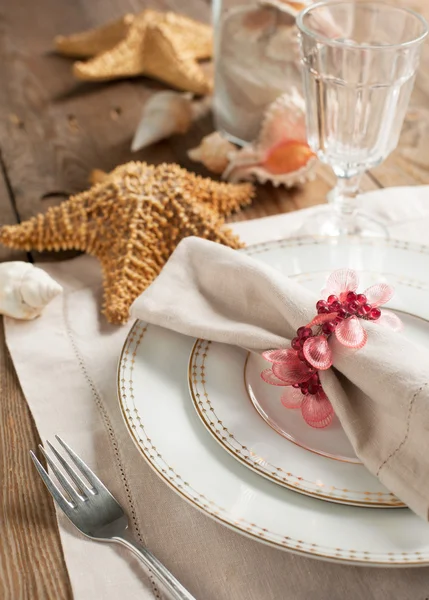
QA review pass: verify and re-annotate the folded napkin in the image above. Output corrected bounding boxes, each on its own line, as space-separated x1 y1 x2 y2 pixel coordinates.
131 236 429 520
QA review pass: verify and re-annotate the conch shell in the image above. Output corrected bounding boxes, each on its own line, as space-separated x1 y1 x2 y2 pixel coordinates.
131 91 212 152
223 90 317 187
188 132 236 174
0 262 62 320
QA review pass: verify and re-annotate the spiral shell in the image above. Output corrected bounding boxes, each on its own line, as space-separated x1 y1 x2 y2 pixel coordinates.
188 132 236 174
0 262 62 320
131 91 212 152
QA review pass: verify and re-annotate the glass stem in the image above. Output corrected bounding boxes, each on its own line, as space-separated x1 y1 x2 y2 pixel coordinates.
327 173 363 234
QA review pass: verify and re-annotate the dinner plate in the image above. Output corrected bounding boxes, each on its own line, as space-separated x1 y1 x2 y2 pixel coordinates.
189 269 429 507
118 236 429 565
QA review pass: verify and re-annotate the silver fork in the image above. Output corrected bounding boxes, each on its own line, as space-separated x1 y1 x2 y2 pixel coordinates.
30 435 196 600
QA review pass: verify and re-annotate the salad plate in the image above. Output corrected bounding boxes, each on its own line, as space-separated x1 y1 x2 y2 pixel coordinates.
118 236 429 565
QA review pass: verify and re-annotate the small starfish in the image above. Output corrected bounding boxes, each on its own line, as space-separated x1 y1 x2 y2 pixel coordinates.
0 162 253 324
55 9 213 94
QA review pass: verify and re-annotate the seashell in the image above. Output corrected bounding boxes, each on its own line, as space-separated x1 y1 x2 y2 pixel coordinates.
131 91 212 152
0 262 62 320
225 153 317 187
188 132 237 174
222 91 317 187
259 0 343 39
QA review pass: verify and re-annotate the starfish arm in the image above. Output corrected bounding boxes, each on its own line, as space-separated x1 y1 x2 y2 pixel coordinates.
89 169 109 185
0 199 86 253
162 13 213 60
171 167 254 216
142 23 213 94
198 178 255 216
0 183 119 253
72 24 148 80
54 14 134 58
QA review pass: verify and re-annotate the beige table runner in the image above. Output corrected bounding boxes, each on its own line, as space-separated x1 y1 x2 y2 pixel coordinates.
5 186 429 600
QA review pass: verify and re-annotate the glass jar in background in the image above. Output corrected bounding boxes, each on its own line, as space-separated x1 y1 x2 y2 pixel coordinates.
212 1 304 145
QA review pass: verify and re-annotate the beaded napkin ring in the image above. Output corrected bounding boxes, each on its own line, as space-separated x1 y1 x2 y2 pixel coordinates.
261 269 403 428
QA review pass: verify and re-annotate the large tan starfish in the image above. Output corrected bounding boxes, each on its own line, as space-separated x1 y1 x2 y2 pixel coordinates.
55 10 213 94
0 162 253 324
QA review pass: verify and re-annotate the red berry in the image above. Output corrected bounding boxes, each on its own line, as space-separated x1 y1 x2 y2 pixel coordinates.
357 294 367 305
291 337 301 350
329 300 341 312
369 307 381 320
327 295 338 305
308 383 320 395
338 308 348 318
309 373 319 384
296 326 306 337
346 291 357 302
347 300 359 313
301 327 313 339
357 305 367 316
297 350 306 361
318 305 330 314
322 322 336 334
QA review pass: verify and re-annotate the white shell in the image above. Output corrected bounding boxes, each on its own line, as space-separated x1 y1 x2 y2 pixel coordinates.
131 91 212 152
0 262 62 320
188 132 236 174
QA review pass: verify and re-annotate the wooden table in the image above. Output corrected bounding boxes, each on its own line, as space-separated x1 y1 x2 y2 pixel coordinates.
1 0 429 597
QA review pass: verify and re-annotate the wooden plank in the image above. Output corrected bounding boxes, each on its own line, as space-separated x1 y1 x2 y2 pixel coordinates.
0 318 72 599
0 129 69 596
0 154 26 261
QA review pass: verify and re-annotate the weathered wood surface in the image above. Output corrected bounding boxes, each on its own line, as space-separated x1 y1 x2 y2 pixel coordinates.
0 0 428 597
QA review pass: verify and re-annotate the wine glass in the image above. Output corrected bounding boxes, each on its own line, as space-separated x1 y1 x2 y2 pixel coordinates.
296 1 428 237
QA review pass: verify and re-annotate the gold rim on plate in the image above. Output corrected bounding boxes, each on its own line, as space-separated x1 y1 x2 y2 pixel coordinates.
189 337 405 508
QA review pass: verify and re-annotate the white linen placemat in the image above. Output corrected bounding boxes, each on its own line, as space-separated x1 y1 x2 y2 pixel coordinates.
5 186 429 600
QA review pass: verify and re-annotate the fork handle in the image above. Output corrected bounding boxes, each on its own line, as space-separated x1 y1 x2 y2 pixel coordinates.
113 534 196 600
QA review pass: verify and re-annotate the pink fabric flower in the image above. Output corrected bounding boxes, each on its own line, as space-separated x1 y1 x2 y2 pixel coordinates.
261 348 334 428
321 269 402 348
260 268 401 429
281 387 334 429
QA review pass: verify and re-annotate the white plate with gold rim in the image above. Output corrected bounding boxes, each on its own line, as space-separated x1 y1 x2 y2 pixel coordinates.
189 294 429 507
118 237 429 565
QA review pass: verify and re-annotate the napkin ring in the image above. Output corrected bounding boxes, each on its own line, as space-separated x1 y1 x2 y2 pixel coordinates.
261 269 402 428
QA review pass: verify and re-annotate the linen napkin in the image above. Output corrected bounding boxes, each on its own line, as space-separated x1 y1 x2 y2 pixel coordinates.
131 236 429 520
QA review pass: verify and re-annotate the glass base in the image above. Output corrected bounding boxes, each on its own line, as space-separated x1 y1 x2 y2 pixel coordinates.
300 207 389 238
